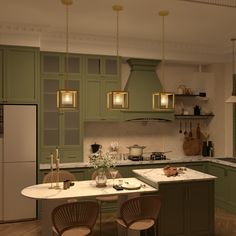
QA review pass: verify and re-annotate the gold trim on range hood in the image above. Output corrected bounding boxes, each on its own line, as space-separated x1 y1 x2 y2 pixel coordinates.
121 58 174 122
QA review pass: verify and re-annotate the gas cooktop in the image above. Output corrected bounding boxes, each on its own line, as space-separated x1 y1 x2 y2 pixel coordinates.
150 152 167 160
128 152 169 161
128 156 143 161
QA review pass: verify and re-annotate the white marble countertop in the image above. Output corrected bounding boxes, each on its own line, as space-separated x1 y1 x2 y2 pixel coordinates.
132 167 217 189
39 156 236 170
21 177 157 200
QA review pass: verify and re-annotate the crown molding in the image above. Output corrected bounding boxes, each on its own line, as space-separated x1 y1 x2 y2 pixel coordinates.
0 22 229 63
0 22 48 34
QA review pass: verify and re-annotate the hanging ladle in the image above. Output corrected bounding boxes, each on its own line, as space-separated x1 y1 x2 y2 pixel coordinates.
189 120 193 138
179 121 182 134
184 121 188 136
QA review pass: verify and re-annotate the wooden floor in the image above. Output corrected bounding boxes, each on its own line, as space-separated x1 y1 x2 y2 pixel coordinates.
0 207 236 236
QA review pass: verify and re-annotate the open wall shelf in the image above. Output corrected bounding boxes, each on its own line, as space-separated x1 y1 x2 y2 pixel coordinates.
175 114 214 120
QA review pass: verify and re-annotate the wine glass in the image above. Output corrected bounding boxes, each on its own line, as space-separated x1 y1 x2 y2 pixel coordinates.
109 168 118 186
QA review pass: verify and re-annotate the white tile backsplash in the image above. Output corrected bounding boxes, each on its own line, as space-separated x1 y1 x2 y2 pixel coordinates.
83 121 198 162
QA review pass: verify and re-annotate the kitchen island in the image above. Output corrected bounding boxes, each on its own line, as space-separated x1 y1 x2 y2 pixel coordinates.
133 167 216 236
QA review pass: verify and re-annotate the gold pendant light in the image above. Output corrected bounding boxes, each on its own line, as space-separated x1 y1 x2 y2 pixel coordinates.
226 38 236 103
57 0 78 110
107 5 128 110
153 10 175 111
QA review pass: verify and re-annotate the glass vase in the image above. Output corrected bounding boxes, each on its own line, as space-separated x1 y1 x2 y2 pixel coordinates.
95 170 107 187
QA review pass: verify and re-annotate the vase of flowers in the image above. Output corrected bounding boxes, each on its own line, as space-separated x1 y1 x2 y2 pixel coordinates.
95 170 107 187
89 151 116 187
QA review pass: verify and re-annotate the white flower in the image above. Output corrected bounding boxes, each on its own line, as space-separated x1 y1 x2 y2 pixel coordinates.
89 151 116 170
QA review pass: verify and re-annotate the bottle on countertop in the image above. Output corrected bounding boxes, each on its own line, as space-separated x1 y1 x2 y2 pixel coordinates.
208 141 214 157
202 141 208 157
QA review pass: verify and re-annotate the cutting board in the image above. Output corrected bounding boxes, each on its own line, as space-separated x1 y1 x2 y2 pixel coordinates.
183 129 208 156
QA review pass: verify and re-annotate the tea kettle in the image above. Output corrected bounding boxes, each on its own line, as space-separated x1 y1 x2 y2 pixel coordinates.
91 143 102 153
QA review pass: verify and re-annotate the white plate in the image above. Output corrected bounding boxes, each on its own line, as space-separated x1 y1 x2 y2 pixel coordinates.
122 182 141 190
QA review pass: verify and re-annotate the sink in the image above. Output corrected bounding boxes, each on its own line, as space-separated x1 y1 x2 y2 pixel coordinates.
217 157 236 163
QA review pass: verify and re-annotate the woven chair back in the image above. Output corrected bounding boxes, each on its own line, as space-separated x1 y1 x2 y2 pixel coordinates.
120 195 161 228
52 201 99 236
43 170 76 183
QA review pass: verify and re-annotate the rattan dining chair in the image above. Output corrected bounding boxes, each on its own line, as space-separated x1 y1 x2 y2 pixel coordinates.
116 195 161 236
52 201 99 236
44 170 77 204
92 169 123 236
43 170 76 183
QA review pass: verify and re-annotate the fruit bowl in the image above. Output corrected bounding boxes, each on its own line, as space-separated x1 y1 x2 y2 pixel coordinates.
163 165 178 177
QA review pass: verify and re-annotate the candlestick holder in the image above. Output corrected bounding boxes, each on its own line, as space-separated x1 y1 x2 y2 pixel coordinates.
54 158 60 189
48 149 61 189
48 153 54 189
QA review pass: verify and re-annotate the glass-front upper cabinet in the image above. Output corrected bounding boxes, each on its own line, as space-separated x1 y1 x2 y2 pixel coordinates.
85 55 118 78
63 80 80 146
41 52 82 76
41 77 82 163
42 79 59 146
40 52 83 163
84 55 121 121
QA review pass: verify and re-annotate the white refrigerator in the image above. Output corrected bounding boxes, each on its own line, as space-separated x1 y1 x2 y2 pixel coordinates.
0 105 37 222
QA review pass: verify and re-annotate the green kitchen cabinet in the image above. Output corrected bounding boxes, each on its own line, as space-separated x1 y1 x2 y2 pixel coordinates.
185 162 208 173
41 52 82 76
84 55 121 121
0 45 39 103
207 162 227 206
117 165 139 177
85 55 118 78
158 180 214 236
208 162 236 214
227 167 236 211
40 52 83 163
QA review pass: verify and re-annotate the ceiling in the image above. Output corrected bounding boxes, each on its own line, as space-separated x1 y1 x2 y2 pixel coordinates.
0 0 236 58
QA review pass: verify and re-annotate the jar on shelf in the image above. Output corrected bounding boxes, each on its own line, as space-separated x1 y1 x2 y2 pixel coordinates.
194 105 201 115
177 85 186 95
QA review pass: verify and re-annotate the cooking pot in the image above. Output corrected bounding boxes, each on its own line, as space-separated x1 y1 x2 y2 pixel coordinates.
127 144 146 156
91 143 102 153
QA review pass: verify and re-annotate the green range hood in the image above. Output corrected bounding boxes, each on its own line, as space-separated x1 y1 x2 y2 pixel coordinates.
121 58 174 121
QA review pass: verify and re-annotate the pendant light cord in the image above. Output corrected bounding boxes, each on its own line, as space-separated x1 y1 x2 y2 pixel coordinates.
113 5 123 77
161 14 166 92
232 38 235 76
116 9 119 63
159 11 169 92
66 3 69 82
232 38 236 95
